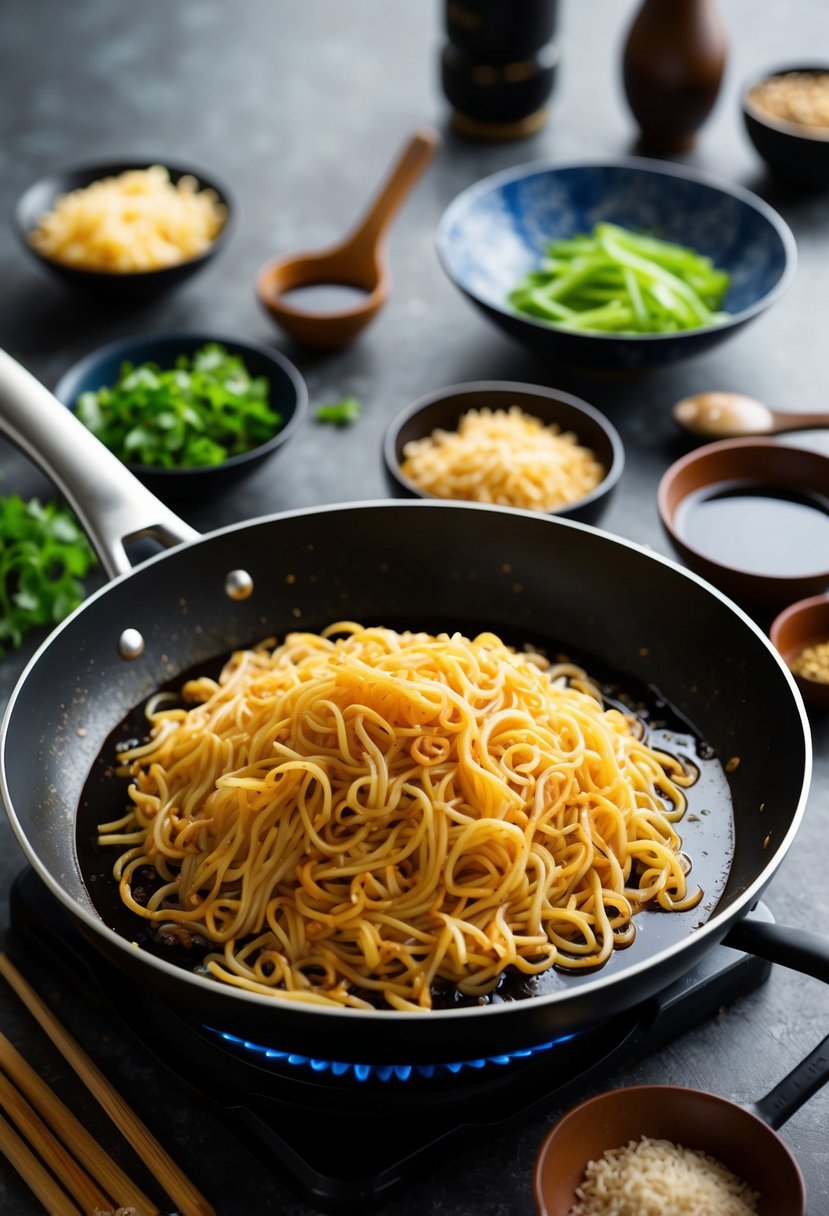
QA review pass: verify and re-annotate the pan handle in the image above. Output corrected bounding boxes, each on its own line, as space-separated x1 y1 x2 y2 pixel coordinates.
747 1032 829 1131
0 349 199 579
725 914 829 1130
723 914 829 984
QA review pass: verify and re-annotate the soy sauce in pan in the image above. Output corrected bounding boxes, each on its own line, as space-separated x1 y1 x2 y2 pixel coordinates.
76 624 736 1006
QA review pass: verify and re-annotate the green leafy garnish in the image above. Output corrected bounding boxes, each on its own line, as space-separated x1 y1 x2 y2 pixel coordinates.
508 223 730 334
315 395 362 426
74 343 282 468
0 495 97 656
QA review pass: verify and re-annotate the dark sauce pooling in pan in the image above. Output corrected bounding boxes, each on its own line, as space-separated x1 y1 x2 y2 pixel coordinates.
76 625 736 1007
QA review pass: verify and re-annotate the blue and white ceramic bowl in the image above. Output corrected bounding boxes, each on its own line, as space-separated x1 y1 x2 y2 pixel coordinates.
436 158 796 370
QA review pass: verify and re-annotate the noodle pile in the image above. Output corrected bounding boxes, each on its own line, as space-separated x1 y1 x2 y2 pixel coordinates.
28 165 227 273
99 624 701 1012
400 406 605 511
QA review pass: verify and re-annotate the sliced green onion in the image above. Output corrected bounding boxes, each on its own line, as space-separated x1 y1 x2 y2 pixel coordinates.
508 223 730 335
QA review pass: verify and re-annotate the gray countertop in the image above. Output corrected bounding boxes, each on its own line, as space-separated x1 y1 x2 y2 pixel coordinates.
0 2 827 1213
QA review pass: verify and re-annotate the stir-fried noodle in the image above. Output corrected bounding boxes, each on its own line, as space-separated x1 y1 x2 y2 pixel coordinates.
99 624 701 1011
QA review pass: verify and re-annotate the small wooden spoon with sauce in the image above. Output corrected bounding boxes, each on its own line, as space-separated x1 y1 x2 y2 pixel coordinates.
256 128 439 348
673 391 829 439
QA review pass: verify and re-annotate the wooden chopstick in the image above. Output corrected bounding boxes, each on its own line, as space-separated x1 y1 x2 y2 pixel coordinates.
0 1107 82 1216
0 953 216 1216
0 1030 157 1215
0 1065 110 1214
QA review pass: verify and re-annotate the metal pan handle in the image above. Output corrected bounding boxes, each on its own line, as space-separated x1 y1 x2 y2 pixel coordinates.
0 349 199 580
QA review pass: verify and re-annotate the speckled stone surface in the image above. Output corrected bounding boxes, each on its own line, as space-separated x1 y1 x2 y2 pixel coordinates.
0 2 827 1213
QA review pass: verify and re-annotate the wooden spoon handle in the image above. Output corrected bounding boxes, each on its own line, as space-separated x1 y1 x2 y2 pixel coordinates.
772 410 829 432
347 128 439 258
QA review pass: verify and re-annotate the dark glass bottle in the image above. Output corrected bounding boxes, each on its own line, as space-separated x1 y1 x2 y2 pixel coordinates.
440 0 560 141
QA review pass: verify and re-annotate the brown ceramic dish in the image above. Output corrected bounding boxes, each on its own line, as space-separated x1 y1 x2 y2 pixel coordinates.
770 594 829 712
657 438 829 611
742 65 829 189
533 1045 829 1216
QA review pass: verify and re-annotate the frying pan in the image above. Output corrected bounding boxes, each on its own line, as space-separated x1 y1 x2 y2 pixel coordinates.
0 349 823 1065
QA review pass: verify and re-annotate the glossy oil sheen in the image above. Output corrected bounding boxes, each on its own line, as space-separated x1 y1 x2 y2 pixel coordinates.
675 481 829 577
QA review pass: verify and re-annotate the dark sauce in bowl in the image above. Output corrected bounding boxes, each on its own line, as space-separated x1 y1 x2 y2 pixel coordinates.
75 630 735 1009
674 480 829 578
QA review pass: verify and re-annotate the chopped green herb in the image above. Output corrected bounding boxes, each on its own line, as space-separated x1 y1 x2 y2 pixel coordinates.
74 343 282 468
315 395 362 426
0 495 97 655
508 223 731 335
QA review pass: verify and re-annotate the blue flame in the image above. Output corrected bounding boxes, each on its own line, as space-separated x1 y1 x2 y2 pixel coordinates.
205 1026 578 1082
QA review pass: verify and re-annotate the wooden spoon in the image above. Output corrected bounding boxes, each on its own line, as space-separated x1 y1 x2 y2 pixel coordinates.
673 391 829 439
256 128 439 348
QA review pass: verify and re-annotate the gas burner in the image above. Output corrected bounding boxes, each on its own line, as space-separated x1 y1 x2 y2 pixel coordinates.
175 1000 635 1110
204 1022 579 1083
9 869 774 1214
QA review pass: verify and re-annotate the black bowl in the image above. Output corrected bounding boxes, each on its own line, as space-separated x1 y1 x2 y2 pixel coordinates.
13 159 232 298
436 158 796 371
383 381 624 526
53 332 307 499
742 65 829 189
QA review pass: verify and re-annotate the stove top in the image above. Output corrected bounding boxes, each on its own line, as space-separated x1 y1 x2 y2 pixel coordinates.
9 869 773 1213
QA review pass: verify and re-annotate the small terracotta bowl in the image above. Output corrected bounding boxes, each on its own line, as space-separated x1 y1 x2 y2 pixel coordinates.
770 594 829 712
534 1084 805 1216
658 438 829 611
